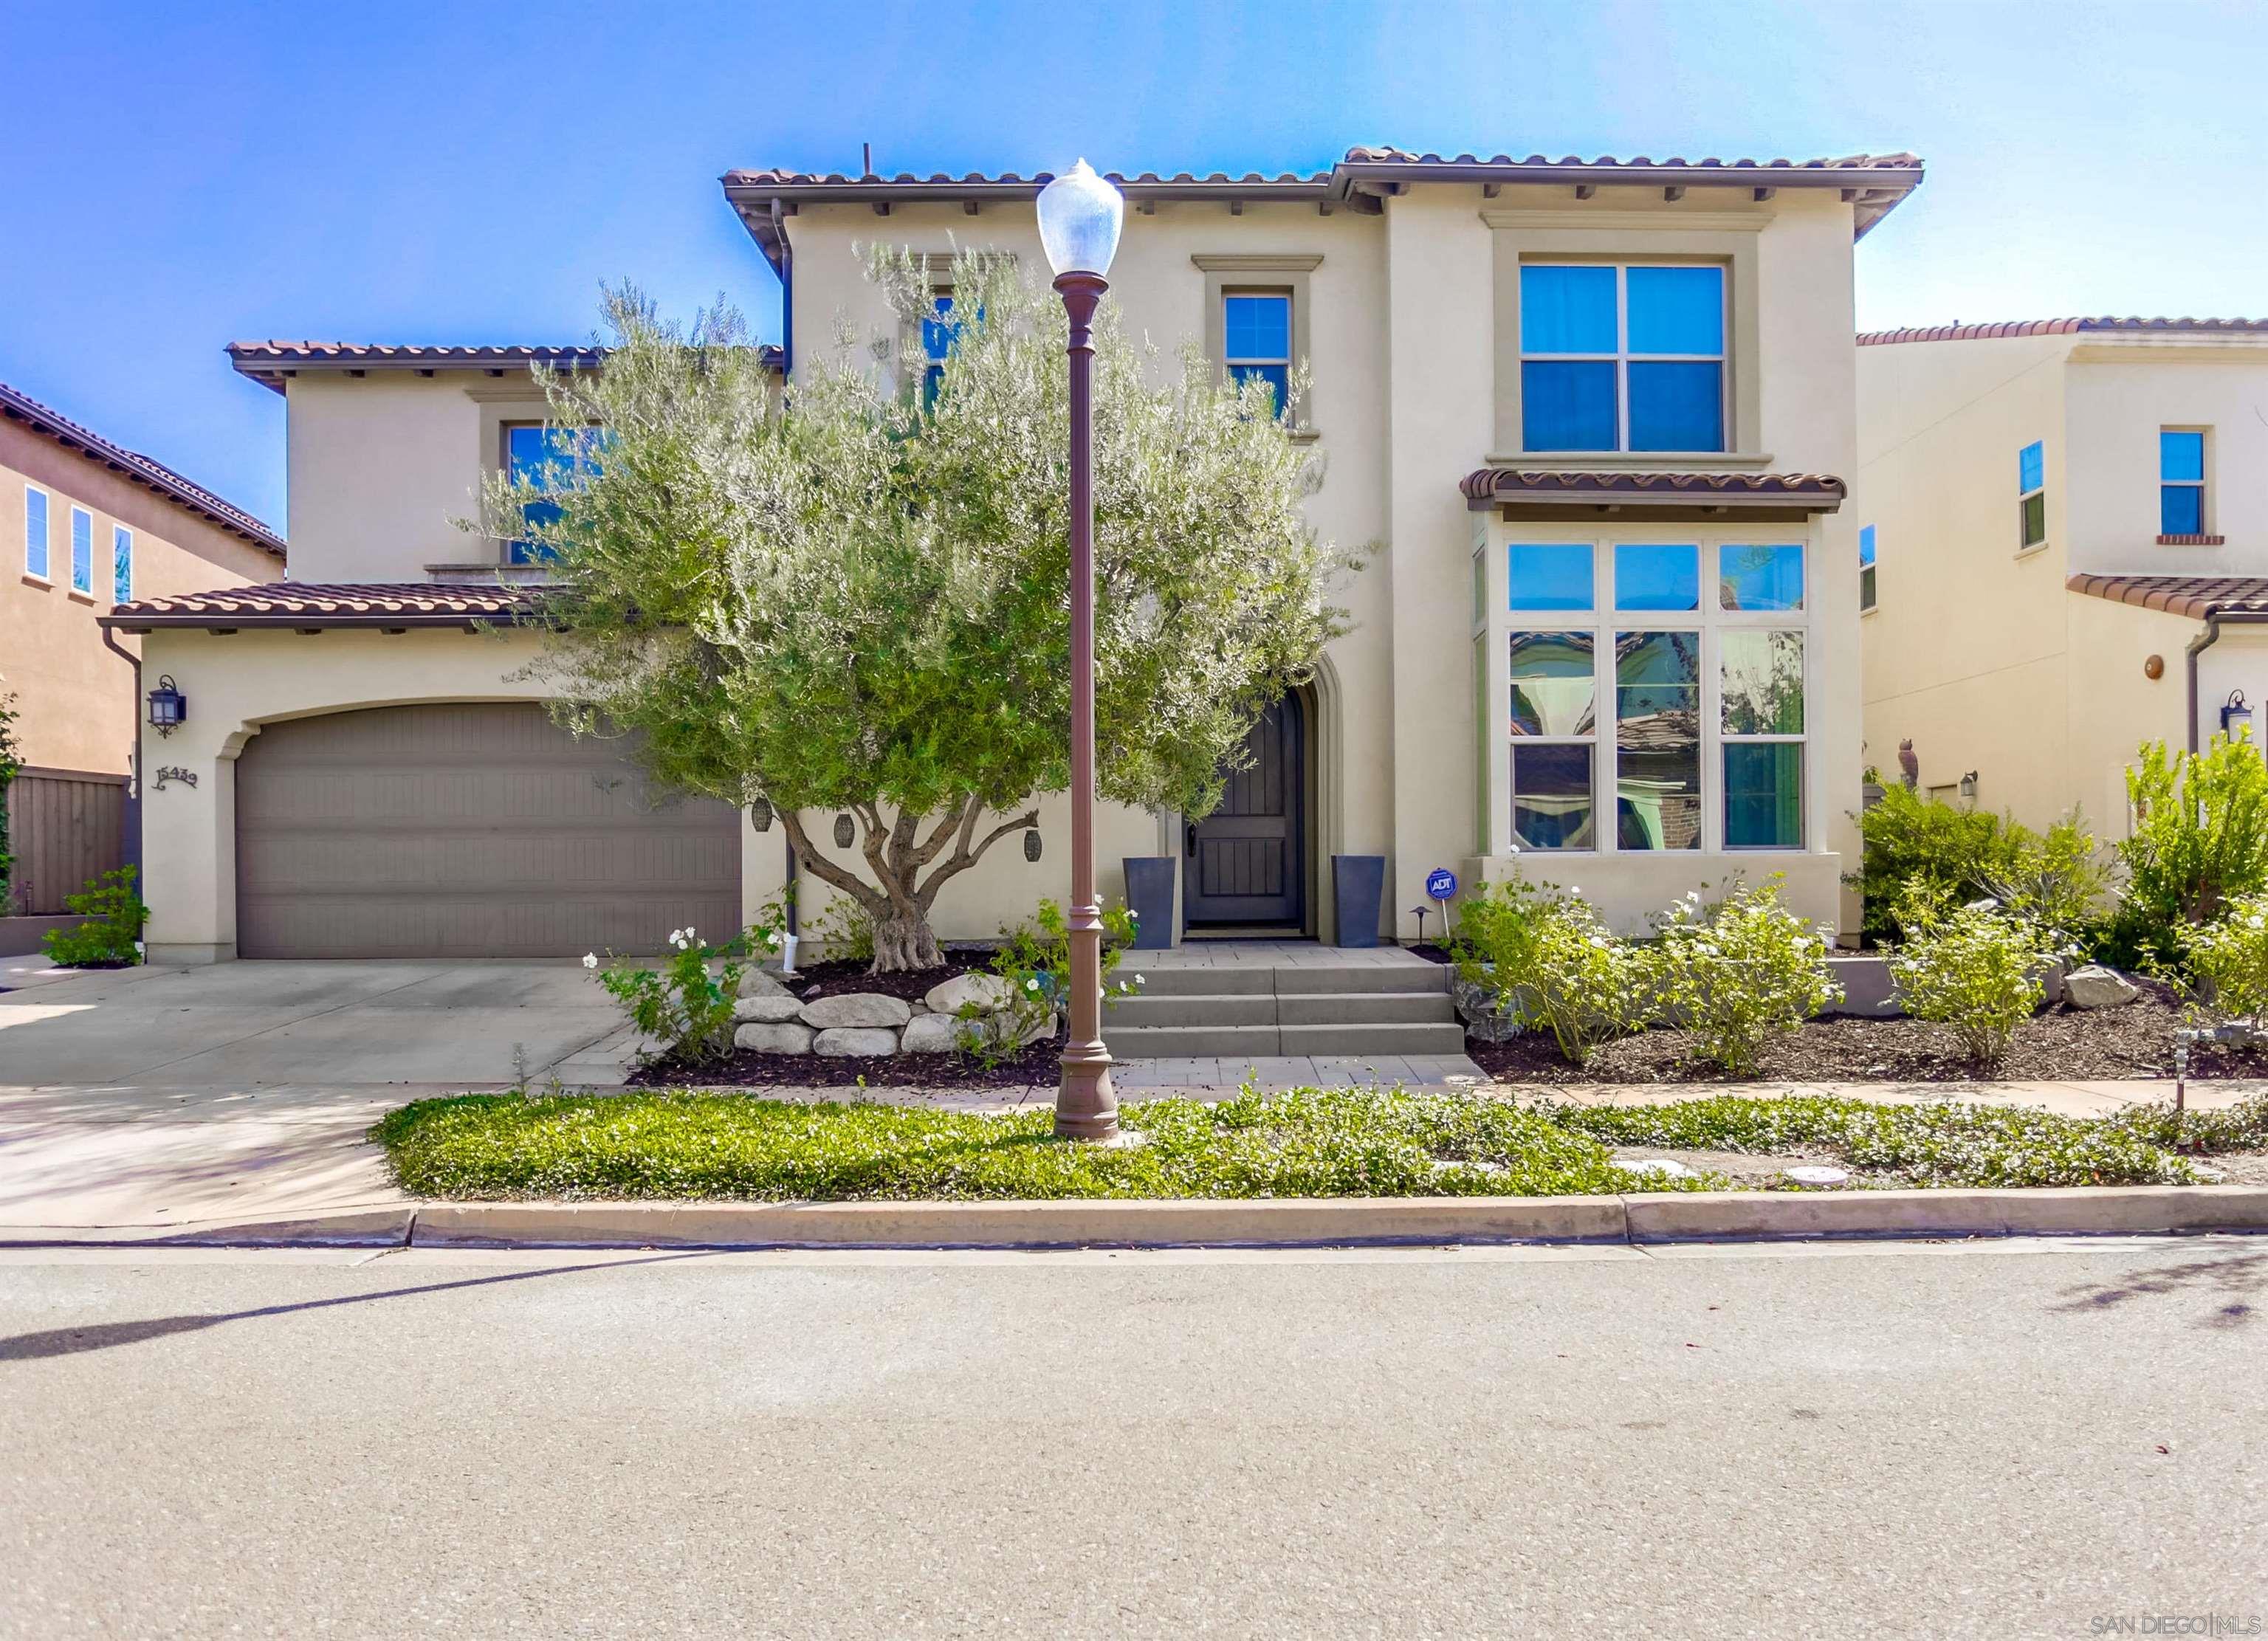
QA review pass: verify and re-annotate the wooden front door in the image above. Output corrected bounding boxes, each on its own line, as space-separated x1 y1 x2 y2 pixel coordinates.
1184 695 1305 929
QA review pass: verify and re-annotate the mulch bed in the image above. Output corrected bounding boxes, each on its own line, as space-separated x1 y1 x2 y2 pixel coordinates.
770 947 989 1005
1466 979 2268 1085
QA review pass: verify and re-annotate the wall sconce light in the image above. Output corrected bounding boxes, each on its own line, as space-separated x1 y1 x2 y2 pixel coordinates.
1023 828 1043 862
749 796 774 833
834 812 856 849
2143 654 2165 681
145 674 187 737
2223 690 2254 740
1958 770 1979 799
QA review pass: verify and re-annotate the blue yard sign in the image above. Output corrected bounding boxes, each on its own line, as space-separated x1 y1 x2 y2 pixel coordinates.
1425 868 1458 901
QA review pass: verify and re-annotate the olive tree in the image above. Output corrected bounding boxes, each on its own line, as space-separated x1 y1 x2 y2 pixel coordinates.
490 251 1358 971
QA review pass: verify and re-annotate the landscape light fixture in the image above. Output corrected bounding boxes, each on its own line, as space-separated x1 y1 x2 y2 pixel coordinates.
1036 159 1125 1143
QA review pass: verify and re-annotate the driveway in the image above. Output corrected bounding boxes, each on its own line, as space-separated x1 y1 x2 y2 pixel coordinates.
0 957 635 1236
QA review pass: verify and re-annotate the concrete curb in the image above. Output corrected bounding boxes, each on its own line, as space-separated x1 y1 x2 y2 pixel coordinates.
10 1188 2268 1252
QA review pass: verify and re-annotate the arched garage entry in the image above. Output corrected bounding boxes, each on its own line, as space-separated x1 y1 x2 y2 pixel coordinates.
233 702 740 959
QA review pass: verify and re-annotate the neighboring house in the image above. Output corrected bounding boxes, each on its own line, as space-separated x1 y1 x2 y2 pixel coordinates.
1857 317 2268 836
105 146 1921 963
1 379 283 918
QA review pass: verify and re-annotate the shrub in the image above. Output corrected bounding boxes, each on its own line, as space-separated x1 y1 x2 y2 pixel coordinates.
801 892 876 965
588 924 773 1064
41 865 147 967
968 898 1139 1065
1453 873 1644 1067
1849 783 2103 944
1883 886 2061 1072
2181 890 2268 1030
1644 876 1842 1076
2108 735 2268 970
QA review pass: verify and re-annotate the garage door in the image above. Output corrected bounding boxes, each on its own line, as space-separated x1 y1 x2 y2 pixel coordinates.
235 703 741 959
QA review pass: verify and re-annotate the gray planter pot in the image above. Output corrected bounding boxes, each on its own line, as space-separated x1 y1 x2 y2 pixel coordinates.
1332 854 1386 949
1122 856 1177 949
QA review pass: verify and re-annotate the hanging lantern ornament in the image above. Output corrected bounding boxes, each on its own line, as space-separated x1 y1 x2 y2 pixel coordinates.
145 674 188 737
834 812 856 849
749 795 774 833
1024 828 1043 863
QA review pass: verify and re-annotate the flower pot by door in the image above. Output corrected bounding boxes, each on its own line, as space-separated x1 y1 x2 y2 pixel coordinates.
1122 856 1176 949
1332 854 1386 949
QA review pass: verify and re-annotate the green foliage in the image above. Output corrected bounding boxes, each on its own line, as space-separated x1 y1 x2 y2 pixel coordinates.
1883 886 2061 1072
2103 1089 2268 1155
2109 735 2268 969
373 1087 1666 1202
1643 876 1842 1076
1453 873 1646 1067
2181 890 2268 1028
40 866 146 967
801 893 876 966
1550 1093 2196 1188
964 897 1140 1067
489 254 1358 969
588 923 776 1064
1849 783 2103 943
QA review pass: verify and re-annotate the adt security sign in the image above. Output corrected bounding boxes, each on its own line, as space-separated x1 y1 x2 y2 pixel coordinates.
1425 867 1458 901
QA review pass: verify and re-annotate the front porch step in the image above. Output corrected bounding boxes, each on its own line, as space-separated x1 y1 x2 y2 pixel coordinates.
1278 1022 1468 1056
1102 1021 1471 1059
1103 1024 1284 1059
1131 962 1449 997
1107 991 1456 1031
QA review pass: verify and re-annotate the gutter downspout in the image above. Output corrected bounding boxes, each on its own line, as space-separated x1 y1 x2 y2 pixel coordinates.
100 625 145 890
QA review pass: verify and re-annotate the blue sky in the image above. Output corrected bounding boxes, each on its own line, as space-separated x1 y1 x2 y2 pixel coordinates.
4 0 2262 535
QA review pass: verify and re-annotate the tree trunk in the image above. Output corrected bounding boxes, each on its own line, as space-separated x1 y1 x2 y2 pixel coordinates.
775 799 1035 976
871 911 944 974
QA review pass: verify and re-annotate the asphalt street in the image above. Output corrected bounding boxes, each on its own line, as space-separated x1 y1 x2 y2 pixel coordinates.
2 1236 2264 1639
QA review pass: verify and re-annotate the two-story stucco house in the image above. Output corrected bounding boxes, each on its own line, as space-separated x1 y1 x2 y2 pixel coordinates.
104 145 1921 964
1858 317 2268 836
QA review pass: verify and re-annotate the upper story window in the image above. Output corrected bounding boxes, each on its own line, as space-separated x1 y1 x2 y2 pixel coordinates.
24 486 48 580
1519 264 1726 453
69 506 93 594
1223 292 1292 419
1858 525 1877 611
2018 441 2046 550
505 424 604 565
921 291 956 407
2160 429 2207 537
112 526 132 606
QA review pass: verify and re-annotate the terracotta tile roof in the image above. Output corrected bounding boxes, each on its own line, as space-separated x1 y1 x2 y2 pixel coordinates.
1462 468 1846 511
1860 317 2268 346
227 341 783 394
0 378 285 557
722 165 1331 188
100 581 543 631
2067 574 2268 622
1341 146 1921 174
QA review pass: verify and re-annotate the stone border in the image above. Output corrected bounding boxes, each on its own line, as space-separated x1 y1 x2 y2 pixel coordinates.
16 1186 2268 1251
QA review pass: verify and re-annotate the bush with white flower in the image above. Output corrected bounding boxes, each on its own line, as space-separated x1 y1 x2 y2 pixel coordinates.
588 923 771 1064
964 897 1141 1067
2184 890 2268 1031
1886 881 2066 1073
1451 870 1644 1068
1643 875 1843 1076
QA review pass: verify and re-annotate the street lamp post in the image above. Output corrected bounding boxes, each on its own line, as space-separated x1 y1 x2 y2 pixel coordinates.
1036 159 1124 1143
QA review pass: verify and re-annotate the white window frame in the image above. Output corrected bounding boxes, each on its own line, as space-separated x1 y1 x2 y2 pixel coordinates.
1222 286 1293 414
24 484 49 581
112 524 133 606
69 505 93 595
1487 529 1811 859
1858 523 1877 613
2018 441 2047 551
2159 427 2208 537
1518 262 1730 454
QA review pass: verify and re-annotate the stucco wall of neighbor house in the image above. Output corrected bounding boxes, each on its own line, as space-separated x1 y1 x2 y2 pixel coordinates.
2062 341 2268 579
2 422 279 777
1857 334 2076 828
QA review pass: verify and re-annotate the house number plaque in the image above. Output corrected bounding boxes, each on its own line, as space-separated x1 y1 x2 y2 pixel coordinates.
154 766 199 791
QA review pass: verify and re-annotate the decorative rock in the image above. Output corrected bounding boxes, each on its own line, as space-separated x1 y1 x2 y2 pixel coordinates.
1451 973 1525 1043
814 1027 903 1057
733 1022 814 1054
2063 964 2140 1010
732 993 806 1025
800 993 913 1030
1783 1165 1849 1188
898 1012 969 1054
738 969 791 1000
924 971 1017 1016
1611 1158 1696 1180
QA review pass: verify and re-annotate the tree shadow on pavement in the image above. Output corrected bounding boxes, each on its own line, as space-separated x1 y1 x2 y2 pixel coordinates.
0 1253 701 1363
2050 1244 2266 1329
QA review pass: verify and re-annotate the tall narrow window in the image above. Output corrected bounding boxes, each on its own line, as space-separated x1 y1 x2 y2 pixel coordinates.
1858 525 1877 611
69 506 92 594
504 424 604 565
112 526 132 606
1519 264 1725 453
2018 441 2046 549
1223 292 1291 418
24 486 48 579
2161 430 2206 537
1509 630 1598 850
1615 630 1702 850
921 291 955 407
1721 630 1805 848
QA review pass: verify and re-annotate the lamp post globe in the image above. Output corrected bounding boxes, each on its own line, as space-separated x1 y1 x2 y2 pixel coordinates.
1039 159 1125 1143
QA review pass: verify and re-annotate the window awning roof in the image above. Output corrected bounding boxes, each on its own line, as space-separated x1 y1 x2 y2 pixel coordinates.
1461 468 1845 514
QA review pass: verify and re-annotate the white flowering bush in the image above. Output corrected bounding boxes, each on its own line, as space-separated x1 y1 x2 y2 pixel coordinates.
1886 884 2063 1073
1645 876 1842 1076
963 898 1141 1068
588 926 760 1064
2185 891 2268 1029
1453 873 1644 1067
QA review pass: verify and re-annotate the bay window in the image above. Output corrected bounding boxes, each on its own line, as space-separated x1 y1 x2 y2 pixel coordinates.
1519 263 1727 453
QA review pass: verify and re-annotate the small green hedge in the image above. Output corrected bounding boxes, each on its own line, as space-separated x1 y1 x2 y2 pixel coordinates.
373 1087 2212 1202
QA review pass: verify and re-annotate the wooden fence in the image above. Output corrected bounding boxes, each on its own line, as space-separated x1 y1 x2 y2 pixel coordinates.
3 766 131 915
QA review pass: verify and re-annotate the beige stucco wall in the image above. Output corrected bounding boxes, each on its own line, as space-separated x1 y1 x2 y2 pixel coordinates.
1 420 280 777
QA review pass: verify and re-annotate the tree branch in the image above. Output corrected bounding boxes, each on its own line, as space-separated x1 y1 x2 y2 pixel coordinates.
777 809 889 918
916 805 1039 911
